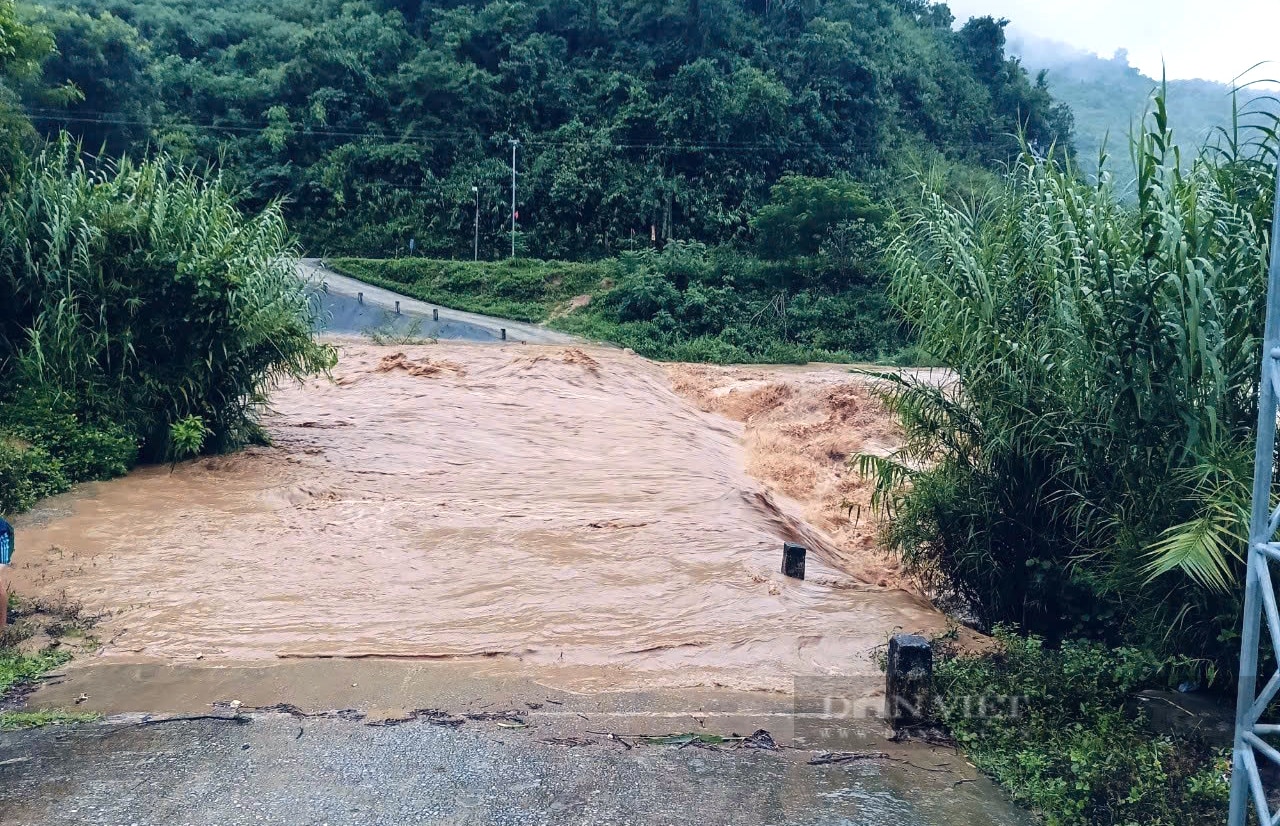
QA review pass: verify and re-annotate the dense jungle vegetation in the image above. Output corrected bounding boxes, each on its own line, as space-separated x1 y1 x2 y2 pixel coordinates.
332 173 910 362
0 2 334 515
9 0 1070 258
2 0 1084 362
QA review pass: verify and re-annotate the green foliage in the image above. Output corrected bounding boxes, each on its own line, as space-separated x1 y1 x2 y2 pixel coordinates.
0 438 66 514
20 0 1071 257
750 175 887 259
936 630 1228 826
22 3 155 156
336 242 914 364
0 385 136 513
0 646 70 695
0 0 54 183
859 94 1278 669
331 256 606 323
167 415 209 464
0 0 51 81
0 137 335 516
0 709 101 729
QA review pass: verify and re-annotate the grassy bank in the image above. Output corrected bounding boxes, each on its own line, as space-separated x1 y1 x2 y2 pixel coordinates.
0 595 101 729
934 631 1228 825
329 257 607 324
330 247 914 365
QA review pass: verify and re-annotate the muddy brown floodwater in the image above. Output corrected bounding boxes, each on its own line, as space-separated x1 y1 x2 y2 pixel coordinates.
11 342 950 694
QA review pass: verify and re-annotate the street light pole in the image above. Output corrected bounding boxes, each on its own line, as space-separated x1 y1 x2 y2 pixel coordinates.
510 138 519 259
472 185 479 262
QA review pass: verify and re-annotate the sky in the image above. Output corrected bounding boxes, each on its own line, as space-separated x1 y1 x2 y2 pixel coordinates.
940 0 1279 85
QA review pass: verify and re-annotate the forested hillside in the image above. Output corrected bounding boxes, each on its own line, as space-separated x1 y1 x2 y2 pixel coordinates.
1011 33 1279 178
14 0 1071 257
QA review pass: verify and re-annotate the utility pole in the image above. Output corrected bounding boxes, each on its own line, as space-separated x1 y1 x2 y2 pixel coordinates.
510 138 519 259
472 185 480 262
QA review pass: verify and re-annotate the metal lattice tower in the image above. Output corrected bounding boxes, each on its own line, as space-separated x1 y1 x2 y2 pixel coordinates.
1229 167 1280 826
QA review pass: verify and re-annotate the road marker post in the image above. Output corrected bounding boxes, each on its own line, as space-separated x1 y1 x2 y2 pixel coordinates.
782 542 806 579
885 634 933 729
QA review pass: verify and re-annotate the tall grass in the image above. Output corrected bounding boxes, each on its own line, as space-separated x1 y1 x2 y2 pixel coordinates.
0 137 334 511
859 91 1279 668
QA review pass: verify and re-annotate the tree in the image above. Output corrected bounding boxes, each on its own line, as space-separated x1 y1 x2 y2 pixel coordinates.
0 0 54 183
17 0 1077 256
26 8 153 156
750 175 887 259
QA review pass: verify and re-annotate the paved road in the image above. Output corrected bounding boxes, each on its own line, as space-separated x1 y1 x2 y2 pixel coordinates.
0 713 1027 826
301 259 580 345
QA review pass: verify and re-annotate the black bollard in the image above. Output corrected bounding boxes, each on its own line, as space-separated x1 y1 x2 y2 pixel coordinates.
500 328 507 341
358 292 363 304
395 301 400 314
885 634 933 728
433 308 439 321
782 542 806 579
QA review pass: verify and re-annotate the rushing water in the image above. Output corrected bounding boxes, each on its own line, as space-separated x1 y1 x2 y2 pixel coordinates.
11 342 946 692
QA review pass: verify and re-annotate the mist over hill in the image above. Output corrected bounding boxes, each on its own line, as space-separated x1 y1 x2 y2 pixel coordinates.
1008 31 1278 179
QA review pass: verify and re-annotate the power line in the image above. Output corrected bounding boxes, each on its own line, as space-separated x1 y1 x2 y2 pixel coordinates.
19 108 885 155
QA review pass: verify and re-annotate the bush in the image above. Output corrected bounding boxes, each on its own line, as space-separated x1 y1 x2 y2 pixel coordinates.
937 630 1229 826
750 175 888 260
860 95 1278 664
0 138 335 514
0 388 136 481
0 439 67 515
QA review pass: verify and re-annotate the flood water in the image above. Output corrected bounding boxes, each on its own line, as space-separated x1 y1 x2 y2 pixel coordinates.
11 342 947 693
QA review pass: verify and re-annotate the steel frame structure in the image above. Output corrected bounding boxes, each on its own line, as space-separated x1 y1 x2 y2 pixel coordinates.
1229 169 1280 826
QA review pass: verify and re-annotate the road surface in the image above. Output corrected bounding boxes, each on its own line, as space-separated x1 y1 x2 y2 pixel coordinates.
301 258 580 345
0 710 1028 826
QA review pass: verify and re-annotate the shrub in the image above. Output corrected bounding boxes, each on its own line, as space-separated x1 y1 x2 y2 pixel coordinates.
0 138 335 514
937 630 1229 826
0 439 67 515
860 95 1278 664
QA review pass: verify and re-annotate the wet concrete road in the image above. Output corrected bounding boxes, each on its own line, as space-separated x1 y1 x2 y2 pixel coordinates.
302 259 580 344
0 713 1028 826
